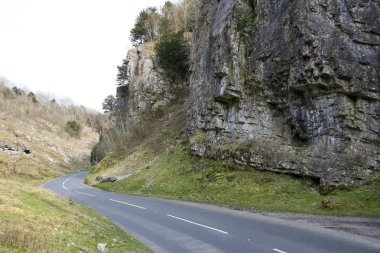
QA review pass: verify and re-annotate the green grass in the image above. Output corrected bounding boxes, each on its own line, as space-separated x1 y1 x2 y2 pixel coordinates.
0 178 150 253
91 144 380 217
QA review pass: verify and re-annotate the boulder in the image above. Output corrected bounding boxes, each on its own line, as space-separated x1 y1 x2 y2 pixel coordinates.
97 243 107 252
96 175 118 183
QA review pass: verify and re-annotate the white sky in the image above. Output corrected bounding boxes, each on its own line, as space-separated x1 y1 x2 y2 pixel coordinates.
0 0 171 111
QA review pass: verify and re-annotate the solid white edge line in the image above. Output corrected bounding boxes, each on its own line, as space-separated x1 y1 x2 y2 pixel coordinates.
166 214 229 235
109 198 146 210
273 249 287 253
74 191 96 197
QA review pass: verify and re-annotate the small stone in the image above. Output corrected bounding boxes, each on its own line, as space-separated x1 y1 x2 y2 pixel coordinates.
321 196 337 208
109 177 117 182
96 175 105 182
97 243 107 252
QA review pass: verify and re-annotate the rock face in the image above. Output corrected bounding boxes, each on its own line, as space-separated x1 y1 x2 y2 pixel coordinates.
188 0 379 189
116 42 177 128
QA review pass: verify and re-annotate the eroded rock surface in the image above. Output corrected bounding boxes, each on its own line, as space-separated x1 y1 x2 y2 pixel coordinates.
116 43 178 128
188 0 380 189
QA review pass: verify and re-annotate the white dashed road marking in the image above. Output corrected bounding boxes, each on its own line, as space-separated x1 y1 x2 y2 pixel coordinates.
56 174 295 253
74 191 96 197
109 198 146 210
166 214 229 235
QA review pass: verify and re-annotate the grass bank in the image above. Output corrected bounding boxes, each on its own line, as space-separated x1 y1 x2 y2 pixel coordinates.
0 178 150 253
88 144 380 218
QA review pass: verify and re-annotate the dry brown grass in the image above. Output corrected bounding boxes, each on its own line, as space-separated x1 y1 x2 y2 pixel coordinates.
0 82 102 132
94 99 187 162
0 81 101 179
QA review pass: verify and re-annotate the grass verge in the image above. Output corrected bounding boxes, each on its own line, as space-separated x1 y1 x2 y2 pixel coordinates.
0 178 150 253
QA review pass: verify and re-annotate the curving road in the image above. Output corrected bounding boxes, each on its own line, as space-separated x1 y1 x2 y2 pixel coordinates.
43 172 380 253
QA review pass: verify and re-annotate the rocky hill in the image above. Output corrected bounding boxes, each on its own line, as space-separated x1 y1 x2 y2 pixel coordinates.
110 0 379 191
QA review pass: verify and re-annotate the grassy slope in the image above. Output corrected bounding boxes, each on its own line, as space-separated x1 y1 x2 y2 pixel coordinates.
0 84 149 252
0 178 149 253
87 102 380 218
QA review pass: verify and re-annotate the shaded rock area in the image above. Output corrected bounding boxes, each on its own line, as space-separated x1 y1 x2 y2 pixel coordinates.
187 0 380 189
0 141 32 155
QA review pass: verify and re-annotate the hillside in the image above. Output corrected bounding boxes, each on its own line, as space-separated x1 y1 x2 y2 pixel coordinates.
0 82 99 178
0 82 149 252
88 0 379 217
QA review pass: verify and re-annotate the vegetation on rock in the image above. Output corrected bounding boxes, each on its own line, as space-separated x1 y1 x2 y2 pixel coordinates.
155 30 190 83
130 7 161 46
116 0 200 86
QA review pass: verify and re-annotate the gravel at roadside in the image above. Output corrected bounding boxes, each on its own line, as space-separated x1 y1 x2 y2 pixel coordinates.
261 212 380 244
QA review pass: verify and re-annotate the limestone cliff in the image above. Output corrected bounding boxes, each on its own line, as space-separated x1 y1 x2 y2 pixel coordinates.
188 0 379 190
116 42 179 128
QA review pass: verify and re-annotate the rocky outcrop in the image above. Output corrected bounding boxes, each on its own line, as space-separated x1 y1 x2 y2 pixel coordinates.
188 0 380 190
0 141 31 155
96 175 117 183
116 42 178 128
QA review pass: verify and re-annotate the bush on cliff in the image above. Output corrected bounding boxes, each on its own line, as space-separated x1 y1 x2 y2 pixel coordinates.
155 30 190 83
65 120 81 137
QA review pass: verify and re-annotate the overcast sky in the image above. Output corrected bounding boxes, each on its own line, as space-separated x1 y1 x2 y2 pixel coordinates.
0 0 171 111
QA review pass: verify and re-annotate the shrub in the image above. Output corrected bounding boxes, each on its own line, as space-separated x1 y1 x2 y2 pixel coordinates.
12 87 25 96
116 58 129 86
28 92 38 104
102 95 117 113
65 120 81 137
155 30 190 83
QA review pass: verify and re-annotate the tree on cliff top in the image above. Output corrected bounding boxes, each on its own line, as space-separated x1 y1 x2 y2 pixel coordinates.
130 0 201 46
130 7 161 46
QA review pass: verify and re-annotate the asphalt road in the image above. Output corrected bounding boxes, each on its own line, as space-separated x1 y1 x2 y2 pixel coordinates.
43 172 380 253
